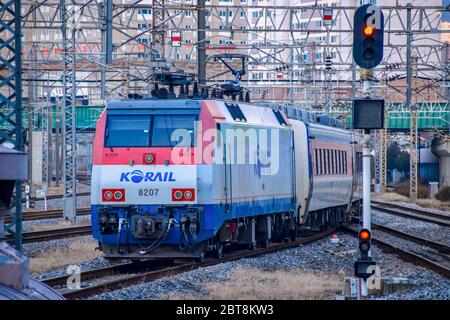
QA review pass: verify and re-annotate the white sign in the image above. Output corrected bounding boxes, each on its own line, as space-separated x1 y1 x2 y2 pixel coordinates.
171 31 182 47
91 165 197 205
323 8 333 26
36 189 46 198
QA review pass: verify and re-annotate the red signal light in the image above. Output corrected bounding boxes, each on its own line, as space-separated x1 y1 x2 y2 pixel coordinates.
363 26 374 36
359 229 371 240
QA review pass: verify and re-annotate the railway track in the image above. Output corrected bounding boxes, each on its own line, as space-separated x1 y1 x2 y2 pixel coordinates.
43 229 337 299
4 208 91 224
342 224 450 279
25 191 91 203
371 200 450 227
4 225 92 243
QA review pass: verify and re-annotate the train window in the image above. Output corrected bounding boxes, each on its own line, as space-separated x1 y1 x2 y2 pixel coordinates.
318 149 321 175
330 150 334 174
327 149 330 175
105 115 151 147
343 151 347 174
334 150 338 175
321 149 325 175
151 115 197 147
314 149 318 175
338 151 342 174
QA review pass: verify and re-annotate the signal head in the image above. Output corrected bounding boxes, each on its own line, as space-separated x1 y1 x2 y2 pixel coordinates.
353 4 384 69
358 228 372 257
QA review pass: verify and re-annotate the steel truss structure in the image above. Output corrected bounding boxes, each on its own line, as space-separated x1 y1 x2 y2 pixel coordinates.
60 0 77 220
0 1 448 229
0 0 23 250
17 3 449 103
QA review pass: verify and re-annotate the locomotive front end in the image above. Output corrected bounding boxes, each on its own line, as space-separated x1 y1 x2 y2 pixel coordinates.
91 99 209 260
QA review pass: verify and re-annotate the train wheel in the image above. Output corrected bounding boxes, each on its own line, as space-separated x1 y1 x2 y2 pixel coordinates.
196 251 206 263
261 239 270 248
289 229 296 241
214 243 224 259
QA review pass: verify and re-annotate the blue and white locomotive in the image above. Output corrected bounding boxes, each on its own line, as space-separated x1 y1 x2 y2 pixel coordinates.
90 93 362 260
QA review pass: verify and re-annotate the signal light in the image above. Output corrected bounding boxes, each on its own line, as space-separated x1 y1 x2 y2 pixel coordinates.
353 4 384 69
363 26 374 36
359 229 370 240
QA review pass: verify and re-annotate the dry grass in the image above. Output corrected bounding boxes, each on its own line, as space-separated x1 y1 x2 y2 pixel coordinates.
30 218 90 232
372 192 409 202
372 192 450 212
416 199 450 212
30 237 101 275
165 267 341 300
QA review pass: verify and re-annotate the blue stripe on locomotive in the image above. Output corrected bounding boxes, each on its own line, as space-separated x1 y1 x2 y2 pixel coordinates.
91 196 294 245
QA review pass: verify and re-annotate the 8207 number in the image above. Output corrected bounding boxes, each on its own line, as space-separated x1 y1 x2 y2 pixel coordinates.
138 188 159 197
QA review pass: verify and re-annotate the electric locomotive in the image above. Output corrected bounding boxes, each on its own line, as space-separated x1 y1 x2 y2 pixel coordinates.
91 69 362 261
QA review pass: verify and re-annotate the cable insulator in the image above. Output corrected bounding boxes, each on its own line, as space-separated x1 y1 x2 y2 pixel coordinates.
245 91 250 102
193 82 199 96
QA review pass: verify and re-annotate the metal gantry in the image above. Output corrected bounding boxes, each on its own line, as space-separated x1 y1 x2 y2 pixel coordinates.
61 0 77 221
0 0 23 250
1 1 448 215
17 3 450 103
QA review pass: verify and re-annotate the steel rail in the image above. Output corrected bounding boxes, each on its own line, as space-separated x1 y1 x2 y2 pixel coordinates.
4 208 91 224
371 223 450 254
371 201 450 227
342 226 450 279
3 225 92 243
57 229 337 299
42 260 174 288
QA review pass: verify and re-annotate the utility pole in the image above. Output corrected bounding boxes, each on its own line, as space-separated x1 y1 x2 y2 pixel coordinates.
100 0 113 100
61 0 78 221
27 47 37 205
406 3 418 203
0 0 23 250
352 4 385 298
197 0 206 85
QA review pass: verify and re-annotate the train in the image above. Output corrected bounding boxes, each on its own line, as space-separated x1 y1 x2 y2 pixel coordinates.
91 86 362 261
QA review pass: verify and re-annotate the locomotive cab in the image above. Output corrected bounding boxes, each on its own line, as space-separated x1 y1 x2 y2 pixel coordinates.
91 99 208 259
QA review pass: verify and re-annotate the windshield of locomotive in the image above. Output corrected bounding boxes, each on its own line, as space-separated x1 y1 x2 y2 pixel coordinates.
105 114 197 148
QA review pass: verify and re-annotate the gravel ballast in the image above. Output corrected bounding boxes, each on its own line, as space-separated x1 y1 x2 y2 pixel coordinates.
89 233 450 300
